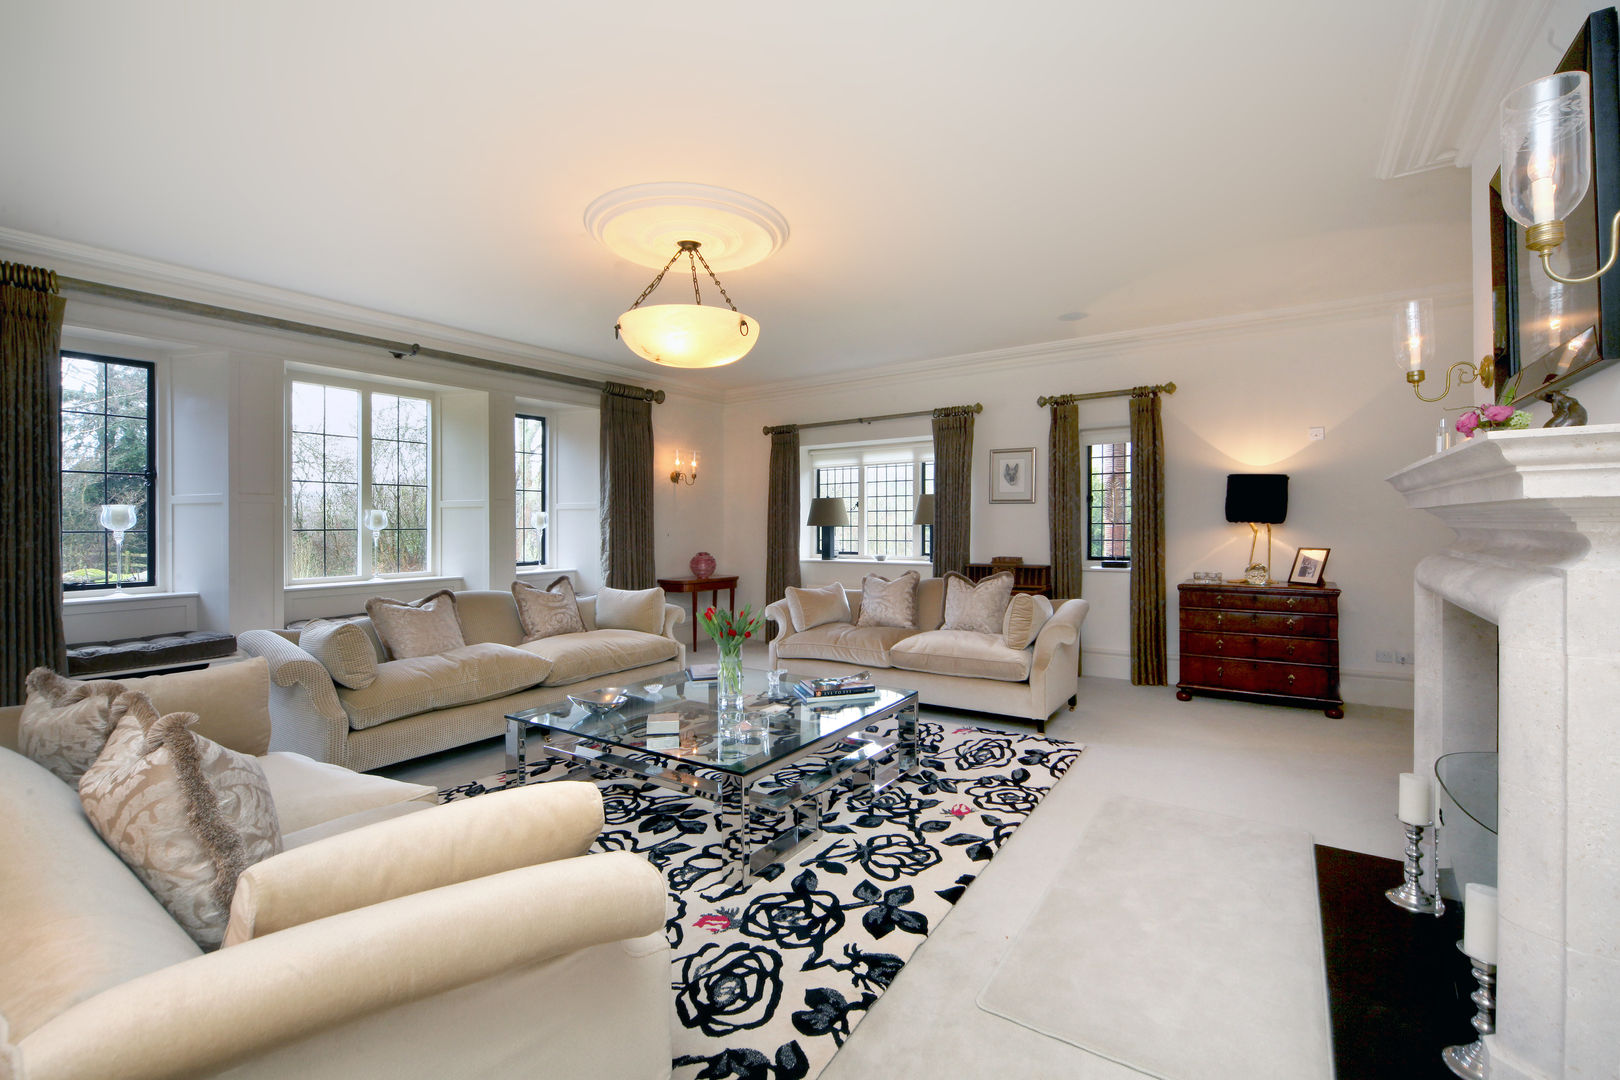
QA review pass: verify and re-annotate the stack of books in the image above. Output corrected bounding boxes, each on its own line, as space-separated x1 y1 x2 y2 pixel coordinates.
792 678 879 705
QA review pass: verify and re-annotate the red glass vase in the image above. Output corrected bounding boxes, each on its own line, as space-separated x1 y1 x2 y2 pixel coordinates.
690 551 717 579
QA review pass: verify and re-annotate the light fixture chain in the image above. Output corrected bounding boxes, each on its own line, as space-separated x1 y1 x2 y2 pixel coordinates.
628 247 687 311
689 248 701 305
693 248 740 313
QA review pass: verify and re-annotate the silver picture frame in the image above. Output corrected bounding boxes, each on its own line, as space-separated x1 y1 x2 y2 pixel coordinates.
989 447 1036 503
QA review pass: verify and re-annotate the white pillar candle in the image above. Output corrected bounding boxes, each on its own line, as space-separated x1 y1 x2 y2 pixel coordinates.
1397 771 1433 825
1462 883 1499 964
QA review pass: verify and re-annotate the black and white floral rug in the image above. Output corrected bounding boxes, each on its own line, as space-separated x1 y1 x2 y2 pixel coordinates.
441 720 1081 1080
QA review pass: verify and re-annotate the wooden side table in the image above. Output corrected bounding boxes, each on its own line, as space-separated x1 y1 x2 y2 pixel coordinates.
1174 580 1343 718
657 575 740 651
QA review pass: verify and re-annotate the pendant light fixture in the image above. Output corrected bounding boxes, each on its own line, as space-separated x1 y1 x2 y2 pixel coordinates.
615 239 759 368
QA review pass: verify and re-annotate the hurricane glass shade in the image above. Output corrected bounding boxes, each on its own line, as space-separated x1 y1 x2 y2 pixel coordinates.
98 504 137 533
1500 71 1592 230
1393 298 1434 377
531 510 548 533
1224 474 1288 525
912 494 935 526
617 304 760 368
363 509 390 533
806 498 850 527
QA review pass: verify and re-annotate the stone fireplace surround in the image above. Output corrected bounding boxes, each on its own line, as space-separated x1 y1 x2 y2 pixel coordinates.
1388 425 1619 1080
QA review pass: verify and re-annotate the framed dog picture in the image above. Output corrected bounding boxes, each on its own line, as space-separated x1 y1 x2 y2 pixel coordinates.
989 448 1036 503
1288 547 1330 586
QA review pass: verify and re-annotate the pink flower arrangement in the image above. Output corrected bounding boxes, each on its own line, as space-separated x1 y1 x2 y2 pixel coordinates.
1455 383 1531 438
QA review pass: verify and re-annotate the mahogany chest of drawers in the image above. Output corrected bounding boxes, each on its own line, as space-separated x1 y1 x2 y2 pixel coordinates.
1175 581 1344 718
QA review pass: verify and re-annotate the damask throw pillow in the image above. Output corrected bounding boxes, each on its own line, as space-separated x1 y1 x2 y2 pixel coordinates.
1002 592 1055 650
78 690 283 950
511 576 588 641
942 571 1015 635
365 590 465 660
18 667 127 785
298 619 380 689
856 571 920 629
785 582 852 633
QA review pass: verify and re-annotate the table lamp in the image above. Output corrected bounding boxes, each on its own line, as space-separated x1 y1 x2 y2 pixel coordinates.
912 494 935 526
1225 474 1288 585
806 497 849 561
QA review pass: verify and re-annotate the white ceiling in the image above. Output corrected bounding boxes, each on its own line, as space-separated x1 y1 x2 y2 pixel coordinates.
0 1 1503 391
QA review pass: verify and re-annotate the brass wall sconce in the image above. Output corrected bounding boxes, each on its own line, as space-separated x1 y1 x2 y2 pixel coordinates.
670 450 698 486
1500 71 1620 286
1394 298 1494 402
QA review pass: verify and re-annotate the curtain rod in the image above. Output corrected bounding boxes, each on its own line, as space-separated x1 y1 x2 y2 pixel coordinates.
57 275 666 403
761 402 981 436
1037 382 1176 407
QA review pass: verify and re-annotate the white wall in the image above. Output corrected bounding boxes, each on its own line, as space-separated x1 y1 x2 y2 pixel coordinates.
717 293 1473 707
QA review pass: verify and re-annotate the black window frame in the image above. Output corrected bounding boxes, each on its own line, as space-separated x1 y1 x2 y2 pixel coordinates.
60 352 158 592
1086 439 1131 566
515 413 548 567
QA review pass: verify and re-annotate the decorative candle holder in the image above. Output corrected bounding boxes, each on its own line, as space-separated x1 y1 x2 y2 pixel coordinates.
1442 948 1496 1079
1386 820 1445 915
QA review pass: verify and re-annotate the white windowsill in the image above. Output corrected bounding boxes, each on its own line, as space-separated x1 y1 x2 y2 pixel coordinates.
284 575 465 596
64 591 199 608
1086 564 1131 574
799 557 932 568
515 566 580 578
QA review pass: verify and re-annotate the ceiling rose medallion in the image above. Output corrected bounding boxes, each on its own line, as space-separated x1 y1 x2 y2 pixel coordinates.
586 182 788 369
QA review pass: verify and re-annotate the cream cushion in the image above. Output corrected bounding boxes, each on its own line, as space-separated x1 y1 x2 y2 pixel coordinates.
336 643 552 730
365 590 466 660
593 586 667 635
773 623 919 668
224 781 602 946
255 752 435 835
856 571 920 629
298 620 379 689
447 589 528 646
0 745 202 1041
281 800 434 850
512 576 587 641
785 582 852 633
1003 593 1056 650
78 692 283 950
17 668 126 784
942 571 1015 634
122 657 275 757
520 630 681 686
889 629 1034 682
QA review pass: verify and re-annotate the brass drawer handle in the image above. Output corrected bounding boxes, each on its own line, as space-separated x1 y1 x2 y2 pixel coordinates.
1216 666 1224 678
1215 613 1224 623
1286 643 1295 656
1286 617 1298 629
1286 597 1298 609
1286 673 1296 685
1215 639 1224 650
1215 594 1225 605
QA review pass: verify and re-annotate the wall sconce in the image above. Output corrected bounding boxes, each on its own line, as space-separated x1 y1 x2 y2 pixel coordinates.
670 450 698 486
1500 71 1620 285
1394 298 1493 401
1224 474 1287 585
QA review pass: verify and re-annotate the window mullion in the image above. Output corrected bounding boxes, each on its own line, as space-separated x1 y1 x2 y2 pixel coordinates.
358 390 373 579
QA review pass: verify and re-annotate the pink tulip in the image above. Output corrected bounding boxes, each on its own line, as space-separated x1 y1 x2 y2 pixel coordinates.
1481 404 1515 423
1456 411 1481 437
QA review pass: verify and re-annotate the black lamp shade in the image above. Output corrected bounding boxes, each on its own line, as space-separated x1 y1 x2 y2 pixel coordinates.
1225 474 1288 524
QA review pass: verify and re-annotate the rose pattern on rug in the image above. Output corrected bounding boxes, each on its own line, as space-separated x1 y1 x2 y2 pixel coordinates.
441 720 1079 1080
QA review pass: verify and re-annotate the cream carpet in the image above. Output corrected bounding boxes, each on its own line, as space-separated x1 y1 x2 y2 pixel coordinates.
975 796 1333 1080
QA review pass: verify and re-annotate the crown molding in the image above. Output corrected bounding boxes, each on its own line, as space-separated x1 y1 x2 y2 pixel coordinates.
1376 0 1556 179
722 285 1472 407
0 226 728 405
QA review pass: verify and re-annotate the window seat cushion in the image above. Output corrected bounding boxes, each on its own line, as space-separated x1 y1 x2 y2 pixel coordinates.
66 632 238 678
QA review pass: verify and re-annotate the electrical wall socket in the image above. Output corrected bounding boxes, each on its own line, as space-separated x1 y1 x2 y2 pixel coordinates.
1309 426 1325 441
1396 651 1414 665
1375 650 1396 663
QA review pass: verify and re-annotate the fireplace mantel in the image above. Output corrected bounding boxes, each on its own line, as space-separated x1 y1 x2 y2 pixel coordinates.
1388 424 1620 1080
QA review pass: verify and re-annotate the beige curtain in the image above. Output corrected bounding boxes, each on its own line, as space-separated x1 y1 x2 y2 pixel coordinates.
1130 387 1167 685
2 263 68 705
764 424 801 639
1047 401 1084 604
599 382 656 590
930 405 976 577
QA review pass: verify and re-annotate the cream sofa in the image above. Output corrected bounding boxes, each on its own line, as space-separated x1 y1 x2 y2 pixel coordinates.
239 588 687 771
0 658 671 1080
766 578 1089 732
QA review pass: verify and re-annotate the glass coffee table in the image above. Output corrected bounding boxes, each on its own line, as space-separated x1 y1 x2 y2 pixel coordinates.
505 668 919 888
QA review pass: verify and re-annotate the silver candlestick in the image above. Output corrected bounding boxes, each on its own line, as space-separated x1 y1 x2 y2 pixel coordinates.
1386 820 1445 915
1442 947 1495 1079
